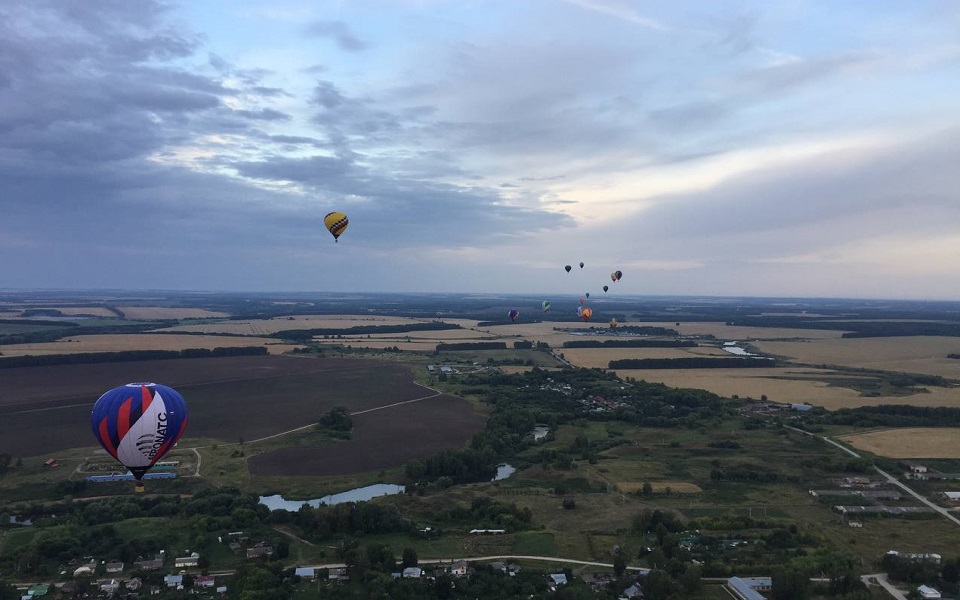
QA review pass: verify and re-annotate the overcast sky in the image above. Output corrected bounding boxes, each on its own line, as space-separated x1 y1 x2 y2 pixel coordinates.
2 1 959 299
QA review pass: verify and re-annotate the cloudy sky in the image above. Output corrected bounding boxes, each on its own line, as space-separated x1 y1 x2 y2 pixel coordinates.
2 1 959 299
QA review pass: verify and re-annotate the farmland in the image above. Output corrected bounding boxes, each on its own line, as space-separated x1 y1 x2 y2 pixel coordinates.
0 333 299 356
0 356 482 470
837 428 960 458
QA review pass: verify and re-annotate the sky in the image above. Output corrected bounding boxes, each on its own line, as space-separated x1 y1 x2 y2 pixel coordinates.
2 1 959 299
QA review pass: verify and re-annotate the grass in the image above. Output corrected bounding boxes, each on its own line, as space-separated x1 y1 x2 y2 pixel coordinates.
510 532 557 556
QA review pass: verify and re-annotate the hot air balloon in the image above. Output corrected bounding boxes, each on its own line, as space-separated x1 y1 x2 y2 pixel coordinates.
323 211 349 242
612 270 623 282
91 383 188 492
565 265 572 273
609 318 618 329
508 309 520 322
579 297 586 304
579 262 584 269
585 292 590 299
579 307 593 322
542 301 551 312
603 285 609 293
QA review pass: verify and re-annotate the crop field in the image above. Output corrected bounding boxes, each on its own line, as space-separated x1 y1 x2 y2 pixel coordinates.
117 306 230 319
247 394 485 476
609 367 960 410
638 321 847 340
753 336 960 379
837 428 960 458
0 333 299 356
0 356 481 465
158 314 430 335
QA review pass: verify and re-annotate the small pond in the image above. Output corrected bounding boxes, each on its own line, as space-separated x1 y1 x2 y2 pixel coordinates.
259 483 405 511
491 464 516 482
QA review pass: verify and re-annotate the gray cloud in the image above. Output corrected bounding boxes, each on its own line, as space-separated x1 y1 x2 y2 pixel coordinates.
303 20 367 52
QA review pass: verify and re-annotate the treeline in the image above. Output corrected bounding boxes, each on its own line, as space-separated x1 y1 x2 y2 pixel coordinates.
608 357 775 369
272 322 461 341
949 353 960 359
727 316 960 338
405 447 497 484
435 342 507 351
272 501 410 541
819 404 960 427
0 346 268 369
611 325 679 336
563 339 696 348
0 321 175 346
0 318 79 327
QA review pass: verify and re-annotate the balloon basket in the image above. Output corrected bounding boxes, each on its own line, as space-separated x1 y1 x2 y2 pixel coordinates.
134 482 146 493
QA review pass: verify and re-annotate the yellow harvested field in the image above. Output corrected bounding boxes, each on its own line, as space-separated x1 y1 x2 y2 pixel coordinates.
640 321 846 340
158 314 428 334
0 334 300 356
612 367 960 410
617 482 702 494
119 307 230 320
837 428 960 458
753 336 960 378
562 346 728 368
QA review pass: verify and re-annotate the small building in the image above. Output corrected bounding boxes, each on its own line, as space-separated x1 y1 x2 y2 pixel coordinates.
175 553 199 568
790 403 813 412
216 586 228 594
105 562 124 573
943 491 960 503
295 567 316 580
163 575 183 589
246 543 274 559
43 459 59 468
136 556 164 570
125 578 142 591
906 462 928 474
402 567 423 578
73 566 94 577
917 585 942 599
727 577 772 600
195 576 216 588
26 585 48 597
469 529 506 535
98 580 120 594
328 567 349 581
450 561 468 577
622 583 643 598
549 573 568 587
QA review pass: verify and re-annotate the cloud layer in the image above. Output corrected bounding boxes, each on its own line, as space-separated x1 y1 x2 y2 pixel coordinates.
2 0 959 298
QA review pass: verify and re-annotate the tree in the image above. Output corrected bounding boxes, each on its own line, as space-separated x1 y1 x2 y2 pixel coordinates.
402 547 418 569
613 554 626 577
680 564 702 593
562 498 576 510
641 482 653 496
771 566 809 600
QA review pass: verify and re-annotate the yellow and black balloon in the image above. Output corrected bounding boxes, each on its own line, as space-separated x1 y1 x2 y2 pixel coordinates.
324 212 349 242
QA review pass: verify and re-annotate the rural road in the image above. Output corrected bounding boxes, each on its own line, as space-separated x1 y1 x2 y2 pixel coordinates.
860 573 908 600
783 425 960 529
303 555 650 572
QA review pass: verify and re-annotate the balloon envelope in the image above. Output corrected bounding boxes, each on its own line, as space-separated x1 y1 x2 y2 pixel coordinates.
610 318 618 329
579 262 584 269
508 309 520 322
579 307 593 322
579 297 586 304
91 383 188 482
603 285 609 292
614 270 623 282
564 265 572 273
323 211 349 242
542 301 551 312
585 292 590 298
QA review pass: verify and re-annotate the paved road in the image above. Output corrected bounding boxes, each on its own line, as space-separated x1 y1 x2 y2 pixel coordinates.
860 573 908 600
304 555 650 572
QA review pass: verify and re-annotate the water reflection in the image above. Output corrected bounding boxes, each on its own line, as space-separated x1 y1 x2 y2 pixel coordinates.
259 483 405 511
